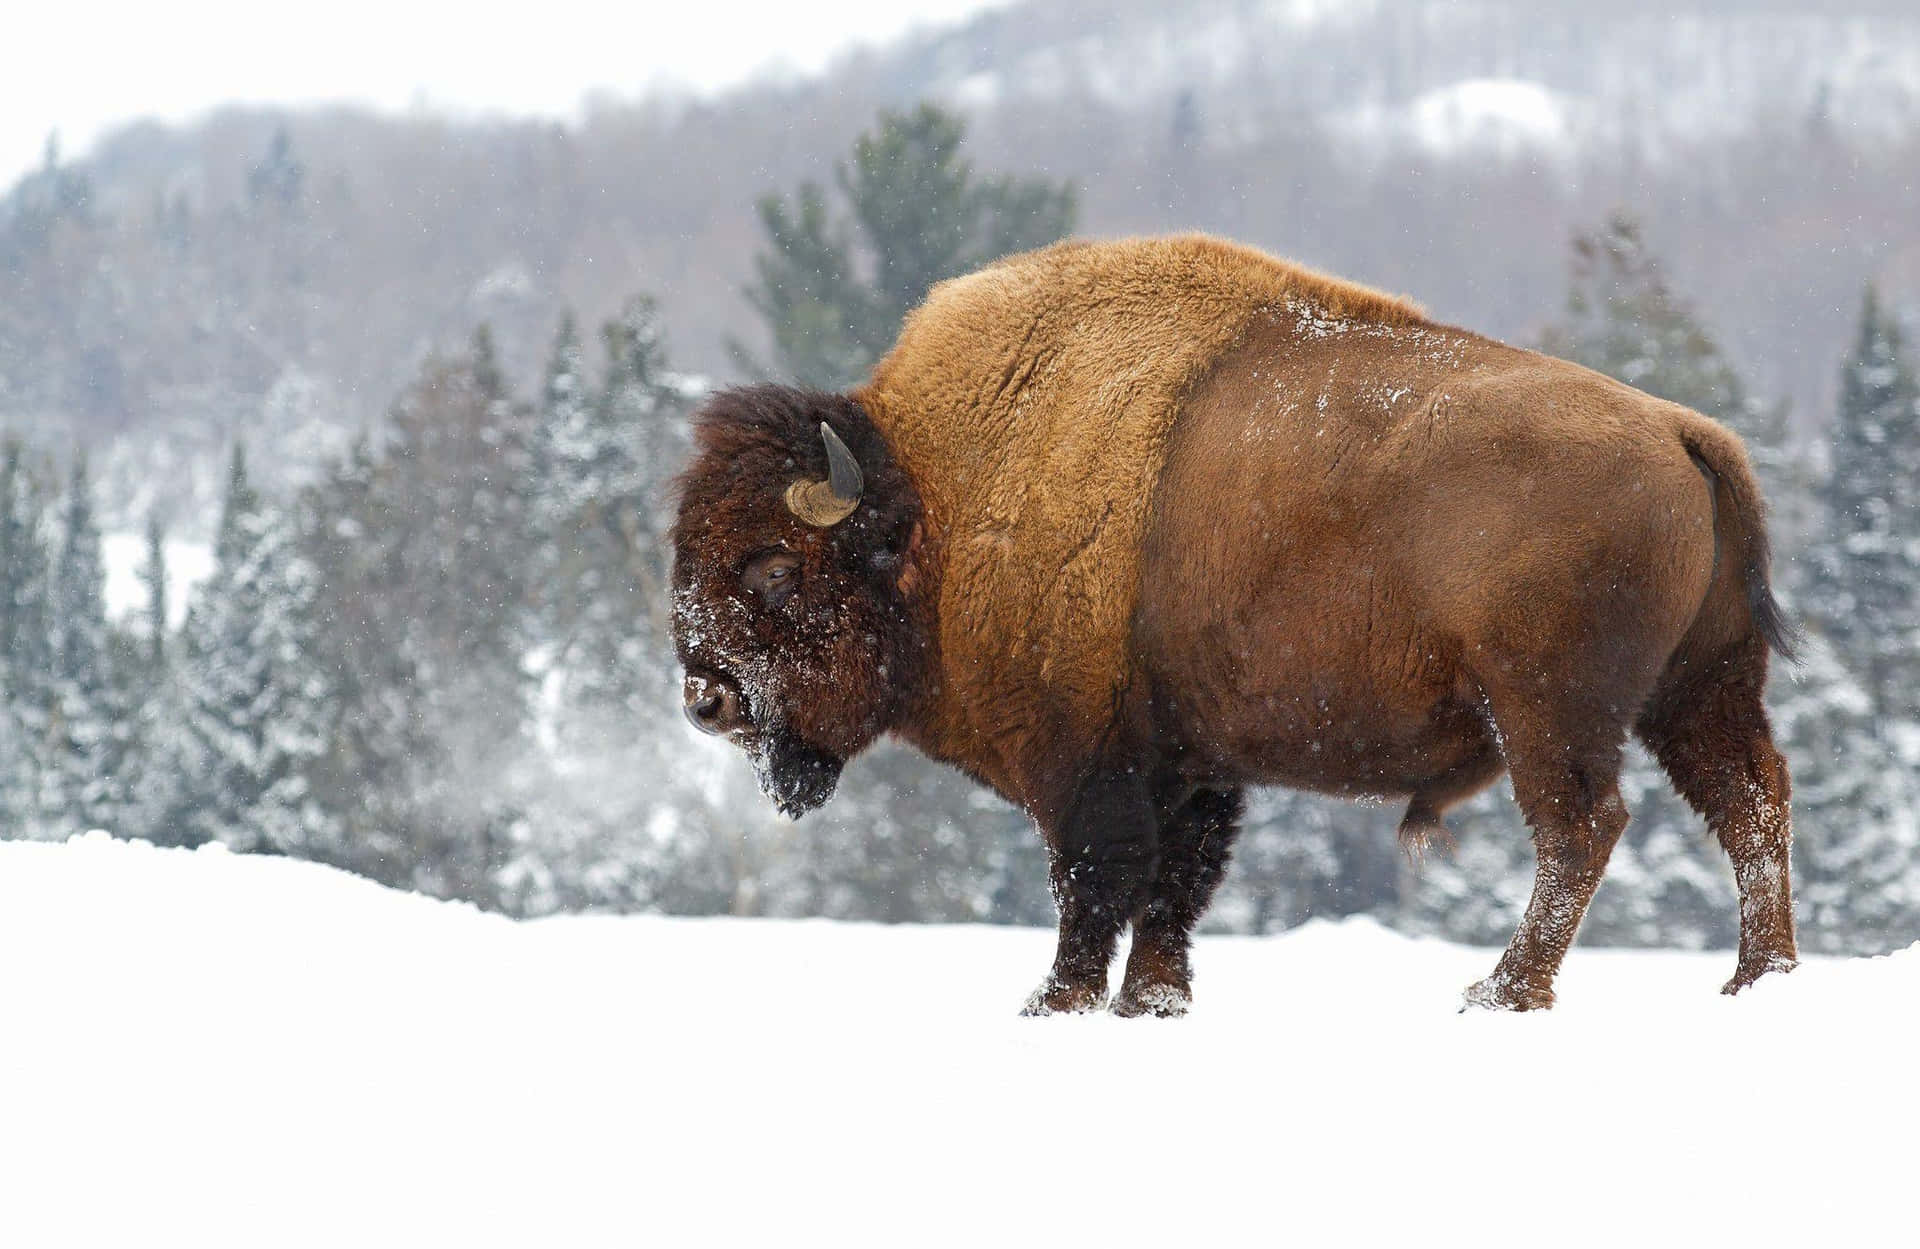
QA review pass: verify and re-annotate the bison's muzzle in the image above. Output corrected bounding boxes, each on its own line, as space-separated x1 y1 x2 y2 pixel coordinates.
683 671 748 737
684 669 844 817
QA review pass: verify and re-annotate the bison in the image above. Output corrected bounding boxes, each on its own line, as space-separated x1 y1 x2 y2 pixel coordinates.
671 234 1799 1015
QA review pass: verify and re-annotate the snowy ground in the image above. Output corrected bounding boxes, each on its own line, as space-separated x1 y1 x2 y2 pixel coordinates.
4 836 1915 1247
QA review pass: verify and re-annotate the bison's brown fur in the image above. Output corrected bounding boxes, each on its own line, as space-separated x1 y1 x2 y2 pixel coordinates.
672 234 1799 1015
855 236 1429 812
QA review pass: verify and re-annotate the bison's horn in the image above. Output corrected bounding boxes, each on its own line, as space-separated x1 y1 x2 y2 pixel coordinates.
785 422 865 527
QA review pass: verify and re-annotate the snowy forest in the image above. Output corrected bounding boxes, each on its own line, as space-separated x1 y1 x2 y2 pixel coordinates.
5 1 1920 958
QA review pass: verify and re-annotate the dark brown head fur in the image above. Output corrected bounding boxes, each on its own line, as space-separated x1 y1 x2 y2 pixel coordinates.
670 384 932 816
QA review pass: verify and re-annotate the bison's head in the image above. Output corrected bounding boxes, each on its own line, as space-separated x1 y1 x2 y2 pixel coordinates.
670 385 930 818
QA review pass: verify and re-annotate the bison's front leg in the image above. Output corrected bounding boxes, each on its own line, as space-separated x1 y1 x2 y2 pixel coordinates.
1022 764 1159 1016
1112 786 1243 1017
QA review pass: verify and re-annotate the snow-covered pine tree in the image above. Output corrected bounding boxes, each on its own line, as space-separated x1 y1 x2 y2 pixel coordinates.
246 126 305 213
299 434 423 867
0 442 54 838
530 304 663 719
117 512 184 846
1790 287 1920 953
575 296 686 711
303 331 540 903
1805 286 1920 718
742 103 1076 389
1538 211 1813 549
532 309 592 523
1771 635 1920 954
543 311 683 740
506 303 718 913
41 453 120 837
1541 213 1751 422
173 445 334 855
140 513 167 670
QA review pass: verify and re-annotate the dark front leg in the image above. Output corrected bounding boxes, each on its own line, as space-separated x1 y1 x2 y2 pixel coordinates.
1022 763 1159 1016
1113 786 1243 1017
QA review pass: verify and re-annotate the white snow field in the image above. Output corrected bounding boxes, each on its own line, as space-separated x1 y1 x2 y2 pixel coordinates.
4 836 1915 1248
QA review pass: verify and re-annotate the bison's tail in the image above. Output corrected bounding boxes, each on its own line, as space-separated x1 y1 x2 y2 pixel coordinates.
1679 417 1801 663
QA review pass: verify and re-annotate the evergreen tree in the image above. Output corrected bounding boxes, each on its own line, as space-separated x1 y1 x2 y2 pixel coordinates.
247 126 306 212
742 103 1076 389
505 303 712 913
532 309 592 518
1805 287 1920 715
43 453 118 836
531 300 687 720
1541 212 1813 551
598 295 687 548
213 442 260 567
0 442 53 837
118 512 180 845
1541 212 1751 424
0 442 52 688
1772 634 1920 954
301 435 419 863
173 445 333 854
1789 288 1920 952
48 455 107 705
140 513 167 670
304 331 539 901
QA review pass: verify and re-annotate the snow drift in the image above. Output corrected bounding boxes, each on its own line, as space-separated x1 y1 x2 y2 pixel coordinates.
3 835 1914 1246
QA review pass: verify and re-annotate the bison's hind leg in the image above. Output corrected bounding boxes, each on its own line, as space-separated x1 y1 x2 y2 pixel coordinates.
1636 635 1797 993
1112 786 1244 1017
1464 696 1632 1012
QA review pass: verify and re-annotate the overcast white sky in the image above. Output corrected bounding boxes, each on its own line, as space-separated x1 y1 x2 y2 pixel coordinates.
4 0 1009 190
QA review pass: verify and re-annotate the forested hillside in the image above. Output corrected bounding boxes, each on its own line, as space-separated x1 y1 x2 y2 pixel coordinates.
4 0 1919 530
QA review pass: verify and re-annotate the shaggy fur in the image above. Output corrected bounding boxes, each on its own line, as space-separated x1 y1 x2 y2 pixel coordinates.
853 235 1426 816
671 234 1800 1016
670 386 933 814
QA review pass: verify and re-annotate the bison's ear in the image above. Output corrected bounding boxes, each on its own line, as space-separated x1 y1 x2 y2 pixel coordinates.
895 522 925 596
785 421 864 526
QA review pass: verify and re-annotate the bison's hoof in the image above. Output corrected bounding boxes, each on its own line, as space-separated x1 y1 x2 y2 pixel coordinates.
1721 953 1798 996
1111 981 1191 1018
1020 976 1106 1016
1461 974 1554 1012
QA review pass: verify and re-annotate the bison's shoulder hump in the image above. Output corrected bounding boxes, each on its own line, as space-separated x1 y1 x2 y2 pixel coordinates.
855 234 1432 777
907 234 1424 336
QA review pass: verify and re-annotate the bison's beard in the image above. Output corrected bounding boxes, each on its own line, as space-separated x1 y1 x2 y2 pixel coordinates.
748 725 844 819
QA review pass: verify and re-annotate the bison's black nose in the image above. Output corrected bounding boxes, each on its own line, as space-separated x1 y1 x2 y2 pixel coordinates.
684 673 747 736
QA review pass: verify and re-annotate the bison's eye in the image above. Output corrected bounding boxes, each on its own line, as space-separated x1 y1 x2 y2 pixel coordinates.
743 550 803 607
